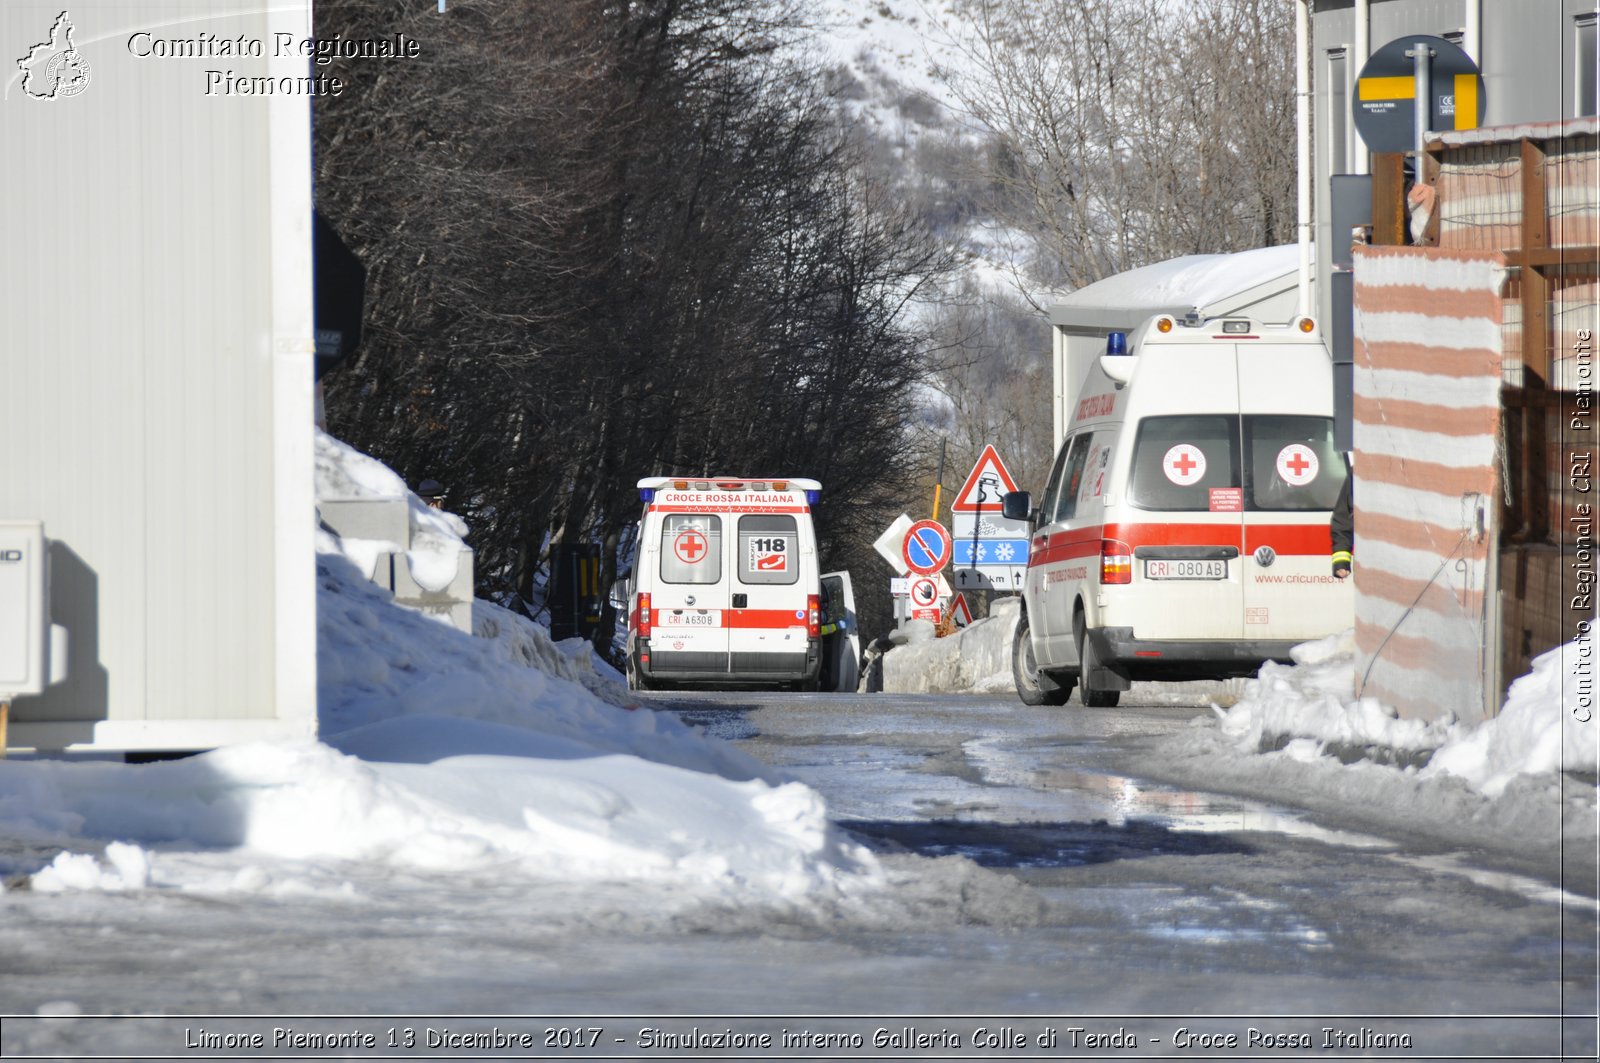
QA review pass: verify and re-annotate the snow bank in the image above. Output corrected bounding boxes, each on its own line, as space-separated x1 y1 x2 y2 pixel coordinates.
1130 630 1599 866
1209 630 1600 794
0 435 885 912
881 598 1019 694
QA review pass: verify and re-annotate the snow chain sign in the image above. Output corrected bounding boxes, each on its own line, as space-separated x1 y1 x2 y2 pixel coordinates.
951 445 1028 591
1353 35 1483 154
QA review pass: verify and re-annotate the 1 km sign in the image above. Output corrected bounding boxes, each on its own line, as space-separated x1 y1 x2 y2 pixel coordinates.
901 519 951 576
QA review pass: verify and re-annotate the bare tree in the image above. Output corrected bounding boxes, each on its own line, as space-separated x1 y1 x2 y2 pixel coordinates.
941 0 1296 295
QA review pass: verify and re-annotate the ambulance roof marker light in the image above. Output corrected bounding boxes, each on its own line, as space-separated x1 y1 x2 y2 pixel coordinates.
1154 316 1175 334
1297 316 1317 334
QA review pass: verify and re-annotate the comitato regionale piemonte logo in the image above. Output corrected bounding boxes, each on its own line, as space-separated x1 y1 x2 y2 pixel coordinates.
17 11 92 100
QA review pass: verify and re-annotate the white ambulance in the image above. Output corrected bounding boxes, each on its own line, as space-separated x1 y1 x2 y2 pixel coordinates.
1003 315 1353 707
625 476 859 692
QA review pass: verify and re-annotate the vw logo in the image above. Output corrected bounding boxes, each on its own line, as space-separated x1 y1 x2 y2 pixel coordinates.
1253 545 1277 567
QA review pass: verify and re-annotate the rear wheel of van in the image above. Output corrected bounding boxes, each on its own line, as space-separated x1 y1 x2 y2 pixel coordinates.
1074 622 1121 709
1013 612 1072 706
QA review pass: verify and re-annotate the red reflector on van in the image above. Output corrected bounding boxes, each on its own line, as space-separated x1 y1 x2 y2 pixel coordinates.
1134 650 1162 657
1101 539 1132 584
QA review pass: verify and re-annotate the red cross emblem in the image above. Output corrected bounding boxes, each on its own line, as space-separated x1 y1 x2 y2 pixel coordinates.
1162 444 1207 486
673 529 708 564
1275 444 1318 486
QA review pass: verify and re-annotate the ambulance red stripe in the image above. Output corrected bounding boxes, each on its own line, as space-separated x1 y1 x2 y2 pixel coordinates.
653 609 808 629
1028 521 1330 566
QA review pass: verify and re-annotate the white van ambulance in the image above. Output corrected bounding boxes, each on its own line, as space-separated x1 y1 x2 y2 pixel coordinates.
625 476 859 692
1003 315 1353 707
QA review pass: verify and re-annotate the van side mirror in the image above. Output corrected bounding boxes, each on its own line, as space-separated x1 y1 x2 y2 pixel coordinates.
609 578 631 609
1001 490 1031 522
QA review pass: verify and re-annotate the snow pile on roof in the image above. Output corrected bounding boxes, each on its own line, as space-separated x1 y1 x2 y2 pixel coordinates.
0 436 884 910
1053 245 1298 313
315 429 470 591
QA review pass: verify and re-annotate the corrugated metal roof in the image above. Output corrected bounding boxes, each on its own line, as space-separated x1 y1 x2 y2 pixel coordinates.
1431 117 1600 148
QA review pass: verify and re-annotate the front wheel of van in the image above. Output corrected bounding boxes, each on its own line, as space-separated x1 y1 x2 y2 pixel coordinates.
1013 612 1072 706
1075 624 1121 708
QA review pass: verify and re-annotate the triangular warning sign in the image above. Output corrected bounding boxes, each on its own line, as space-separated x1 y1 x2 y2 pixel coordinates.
950 444 1020 512
946 592 973 628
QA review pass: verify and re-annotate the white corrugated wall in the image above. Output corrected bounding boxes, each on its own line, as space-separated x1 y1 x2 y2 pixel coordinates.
1351 247 1507 723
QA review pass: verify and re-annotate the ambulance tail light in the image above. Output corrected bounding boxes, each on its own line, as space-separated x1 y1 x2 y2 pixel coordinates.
806 594 820 638
1100 539 1133 584
635 592 652 637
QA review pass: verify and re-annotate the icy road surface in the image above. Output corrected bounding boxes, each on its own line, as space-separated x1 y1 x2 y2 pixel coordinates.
1 689 1594 1059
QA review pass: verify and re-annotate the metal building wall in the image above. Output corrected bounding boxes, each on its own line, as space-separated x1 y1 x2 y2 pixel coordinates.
1312 0 1596 329
1 1 317 751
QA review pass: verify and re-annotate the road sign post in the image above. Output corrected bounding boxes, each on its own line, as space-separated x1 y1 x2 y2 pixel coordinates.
901 519 952 577
950 445 1029 592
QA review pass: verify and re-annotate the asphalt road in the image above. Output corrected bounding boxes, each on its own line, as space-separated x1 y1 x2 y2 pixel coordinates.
651 687 1598 1057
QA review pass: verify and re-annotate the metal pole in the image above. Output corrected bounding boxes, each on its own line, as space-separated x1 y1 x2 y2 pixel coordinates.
1410 44 1433 154
1294 0 1313 319
932 439 946 520
1354 0 1370 175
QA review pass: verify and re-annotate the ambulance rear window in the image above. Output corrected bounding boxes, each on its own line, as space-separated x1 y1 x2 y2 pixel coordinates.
1128 415 1239 511
660 514 722 584
737 515 799 585
1244 416 1344 511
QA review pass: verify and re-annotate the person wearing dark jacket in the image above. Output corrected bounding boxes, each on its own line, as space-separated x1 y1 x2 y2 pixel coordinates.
1330 469 1353 580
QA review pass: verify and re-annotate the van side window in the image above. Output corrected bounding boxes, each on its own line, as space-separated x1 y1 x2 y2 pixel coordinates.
1245 415 1344 511
660 514 722 584
1052 434 1096 522
1128 415 1239 511
1036 441 1073 524
737 515 799 585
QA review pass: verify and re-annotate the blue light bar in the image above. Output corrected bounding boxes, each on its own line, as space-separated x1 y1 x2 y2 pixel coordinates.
805 490 820 505
1106 331 1128 355
639 488 656 503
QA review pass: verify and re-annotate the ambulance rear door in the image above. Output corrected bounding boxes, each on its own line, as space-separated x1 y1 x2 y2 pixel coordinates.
1115 343 1247 642
1236 345 1354 640
729 512 812 676
652 510 731 673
